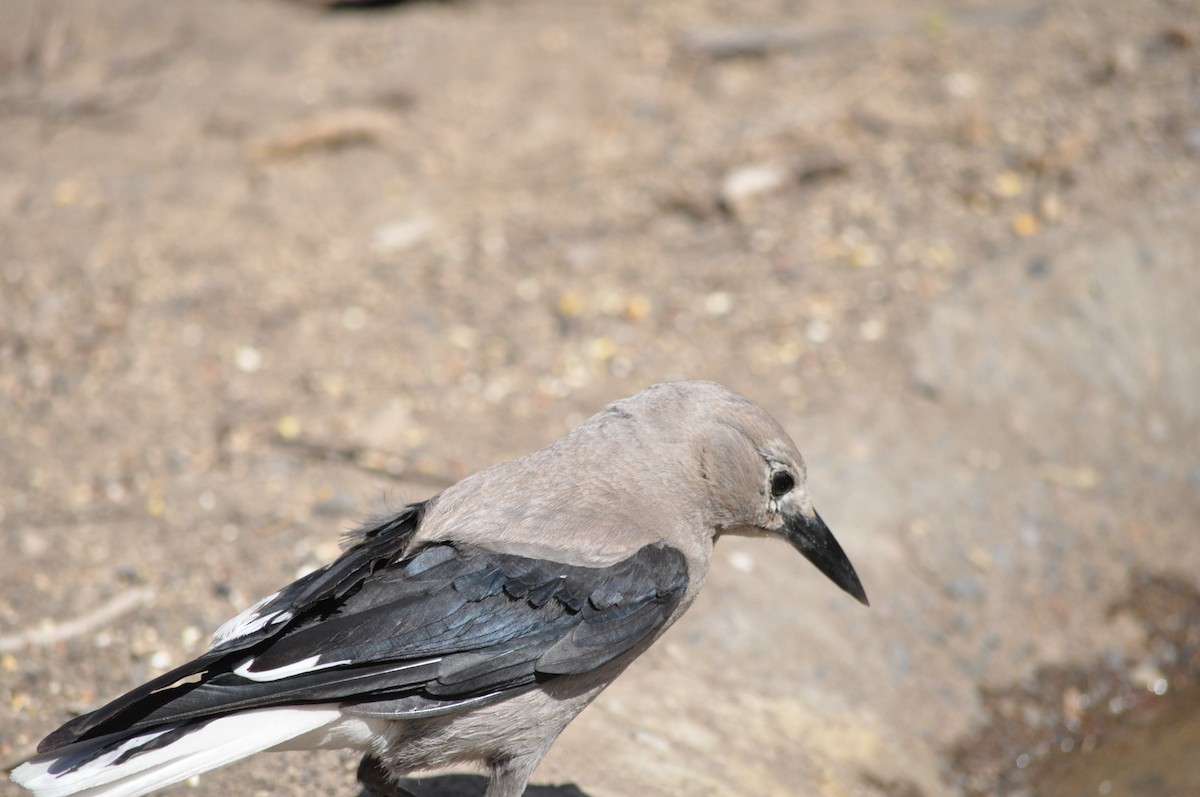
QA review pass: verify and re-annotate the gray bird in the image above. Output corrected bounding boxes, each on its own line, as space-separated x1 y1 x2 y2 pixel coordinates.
13 381 867 797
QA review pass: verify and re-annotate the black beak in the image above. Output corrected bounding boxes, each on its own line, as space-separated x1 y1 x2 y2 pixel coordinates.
784 509 869 606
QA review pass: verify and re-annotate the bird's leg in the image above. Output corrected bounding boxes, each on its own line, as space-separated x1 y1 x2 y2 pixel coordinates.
483 751 542 797
357 754 419 797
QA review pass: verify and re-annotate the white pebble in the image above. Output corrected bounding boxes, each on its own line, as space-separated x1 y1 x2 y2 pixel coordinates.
372 215 434 255
728 551 755 574
181 626 203 649
704 292 734 316
859 318 885 341
235 346 262 373
720 163 789 211
943 72 978 98
806 319 832 343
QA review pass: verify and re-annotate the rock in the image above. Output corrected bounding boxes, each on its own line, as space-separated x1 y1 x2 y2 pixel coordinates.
719 162 790 219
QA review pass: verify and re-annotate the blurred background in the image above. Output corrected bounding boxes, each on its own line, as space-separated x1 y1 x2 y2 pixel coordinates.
1 0 1198 795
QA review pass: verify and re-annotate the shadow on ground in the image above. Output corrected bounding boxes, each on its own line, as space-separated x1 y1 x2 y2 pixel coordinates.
359 773 588 797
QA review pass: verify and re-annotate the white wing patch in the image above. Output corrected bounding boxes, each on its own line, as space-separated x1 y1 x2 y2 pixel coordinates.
233 655 350 682
11 706 343 797
211 592 291 646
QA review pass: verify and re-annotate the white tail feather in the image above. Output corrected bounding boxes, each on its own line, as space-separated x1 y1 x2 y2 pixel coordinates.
11 706 342 797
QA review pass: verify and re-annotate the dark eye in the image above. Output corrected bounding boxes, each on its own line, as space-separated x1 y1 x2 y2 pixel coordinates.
770 471 795 499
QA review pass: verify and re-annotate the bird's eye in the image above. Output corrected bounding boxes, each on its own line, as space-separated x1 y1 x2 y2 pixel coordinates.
770 471 795 499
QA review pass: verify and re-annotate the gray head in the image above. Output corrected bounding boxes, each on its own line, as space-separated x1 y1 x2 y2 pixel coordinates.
601 382 869 605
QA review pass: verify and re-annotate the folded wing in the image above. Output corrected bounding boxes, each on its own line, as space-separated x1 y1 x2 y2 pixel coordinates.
38 502 689 764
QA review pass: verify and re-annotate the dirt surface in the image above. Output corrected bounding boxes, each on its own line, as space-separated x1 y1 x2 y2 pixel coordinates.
2 1 1199 795
952 573 1200 797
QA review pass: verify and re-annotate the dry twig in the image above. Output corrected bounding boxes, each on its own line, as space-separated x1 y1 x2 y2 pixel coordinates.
0 586 155 653
277 435 457 489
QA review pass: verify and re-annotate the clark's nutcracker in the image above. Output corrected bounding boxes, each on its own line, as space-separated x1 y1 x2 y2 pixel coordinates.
13 381 867 797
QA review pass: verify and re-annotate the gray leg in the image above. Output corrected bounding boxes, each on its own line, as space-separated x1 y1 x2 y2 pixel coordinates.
483 752 542 797
357 755 420 797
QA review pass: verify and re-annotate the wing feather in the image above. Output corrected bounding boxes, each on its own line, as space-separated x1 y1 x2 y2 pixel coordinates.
38 501 689 757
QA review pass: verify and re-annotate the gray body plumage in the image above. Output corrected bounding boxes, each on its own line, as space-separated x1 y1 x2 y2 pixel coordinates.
12 381 866 797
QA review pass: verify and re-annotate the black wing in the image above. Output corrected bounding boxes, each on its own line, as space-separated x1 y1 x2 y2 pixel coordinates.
40 501 688 754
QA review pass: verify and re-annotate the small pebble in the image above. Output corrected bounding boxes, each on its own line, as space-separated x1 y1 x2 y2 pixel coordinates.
858 318 885 342
146 495 166 517
1012 213 1040 237
556 292 585 318
447 325 477 350
720 163 789 217
182 626 203 649
777 340 804 363
995 172 1023 198
806 319 832 344
1109 42 1142 76
587 337 618 361
625 295 652 321
728 551 755 574
1041 464 1100 490
967 548 993 573
1039 194 1063 221
1130 661 1169 694
846 244 880 268
276 415 302 441
704 292 733 316
372 216 434 255
235 346 263 373
597 290 626 316
943 71 979 99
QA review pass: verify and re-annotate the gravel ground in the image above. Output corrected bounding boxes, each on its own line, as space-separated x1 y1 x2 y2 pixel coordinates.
2 1 1198 795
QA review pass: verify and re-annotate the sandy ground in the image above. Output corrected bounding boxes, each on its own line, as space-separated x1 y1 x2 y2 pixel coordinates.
2 1 1199 795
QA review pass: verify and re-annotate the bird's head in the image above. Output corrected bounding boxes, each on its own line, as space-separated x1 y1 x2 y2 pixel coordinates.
620 382 869 606
716 428 869 607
